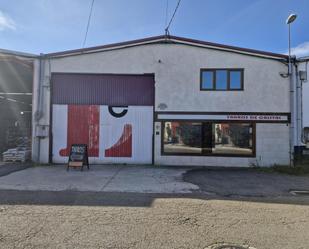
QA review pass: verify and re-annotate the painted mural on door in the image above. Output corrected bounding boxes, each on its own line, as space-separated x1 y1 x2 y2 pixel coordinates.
59 105 100 157
52 105 153 164
105 124 132 157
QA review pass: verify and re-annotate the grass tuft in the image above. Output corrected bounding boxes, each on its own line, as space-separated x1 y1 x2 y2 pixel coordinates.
255 161 309 176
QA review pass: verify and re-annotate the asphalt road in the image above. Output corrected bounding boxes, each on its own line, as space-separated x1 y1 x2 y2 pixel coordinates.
184 168 309 197
0 190 309 249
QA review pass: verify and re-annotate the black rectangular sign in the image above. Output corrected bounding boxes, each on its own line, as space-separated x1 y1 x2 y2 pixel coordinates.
67 144 89 171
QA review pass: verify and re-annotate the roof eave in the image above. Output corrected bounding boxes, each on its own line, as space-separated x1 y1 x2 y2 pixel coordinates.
0 48 38 59
45 35 289 61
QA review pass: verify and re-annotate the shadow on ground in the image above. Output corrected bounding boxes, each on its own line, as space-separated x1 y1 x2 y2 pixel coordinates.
184 167 309 197
0 163 31 177
1 190 309 207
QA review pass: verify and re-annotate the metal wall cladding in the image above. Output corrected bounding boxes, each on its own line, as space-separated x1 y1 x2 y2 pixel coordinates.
52 105 153 164
51 73 155 106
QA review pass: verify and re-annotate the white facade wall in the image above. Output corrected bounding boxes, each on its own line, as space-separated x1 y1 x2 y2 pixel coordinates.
34 43 290 166
154 122 289 167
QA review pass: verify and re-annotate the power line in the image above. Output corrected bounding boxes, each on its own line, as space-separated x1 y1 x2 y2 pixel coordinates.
165 0 181 36
165 0 169 28
82 0 95 48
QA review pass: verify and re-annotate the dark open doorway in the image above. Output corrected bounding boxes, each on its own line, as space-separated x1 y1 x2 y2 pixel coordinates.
0 52 34 163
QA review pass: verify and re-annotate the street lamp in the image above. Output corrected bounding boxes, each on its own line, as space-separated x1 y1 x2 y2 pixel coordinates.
286 13 297 75
285 14 297 167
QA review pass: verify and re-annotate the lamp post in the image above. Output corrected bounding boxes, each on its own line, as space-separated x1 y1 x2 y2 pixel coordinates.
286 14 297 166
286 14 297 75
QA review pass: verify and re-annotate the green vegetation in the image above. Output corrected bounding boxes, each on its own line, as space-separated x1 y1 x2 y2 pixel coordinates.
255 161 309 176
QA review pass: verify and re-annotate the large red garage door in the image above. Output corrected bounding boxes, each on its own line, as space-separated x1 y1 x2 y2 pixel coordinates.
51 73 154 164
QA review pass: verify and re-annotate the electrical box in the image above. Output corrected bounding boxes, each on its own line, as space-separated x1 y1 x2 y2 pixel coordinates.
35 125 49 138
299 71 307 82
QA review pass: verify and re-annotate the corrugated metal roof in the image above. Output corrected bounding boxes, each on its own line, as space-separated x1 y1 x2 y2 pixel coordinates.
51 73 154 106
0 48 37 58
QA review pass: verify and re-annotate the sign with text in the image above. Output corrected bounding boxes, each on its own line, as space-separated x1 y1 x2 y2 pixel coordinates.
226 114 288 121
67 144 89 171
157 113 290 123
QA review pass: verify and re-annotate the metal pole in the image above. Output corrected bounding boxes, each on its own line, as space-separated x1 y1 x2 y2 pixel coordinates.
288 22 295 166
288 23 291 75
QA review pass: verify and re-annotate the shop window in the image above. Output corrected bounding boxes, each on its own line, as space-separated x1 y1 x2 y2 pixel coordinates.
213 123 253 155
163 122 202 154
200 69 244 90
162 121 254 156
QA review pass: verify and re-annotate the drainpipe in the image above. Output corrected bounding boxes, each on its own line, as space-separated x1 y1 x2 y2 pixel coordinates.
34 54 45 162
295 63 300 148
300 74 304 144
298 60 309 144
295 63 304 148
301 61 308 144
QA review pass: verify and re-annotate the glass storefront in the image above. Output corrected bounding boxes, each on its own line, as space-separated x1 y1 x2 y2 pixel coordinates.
163 121 254 156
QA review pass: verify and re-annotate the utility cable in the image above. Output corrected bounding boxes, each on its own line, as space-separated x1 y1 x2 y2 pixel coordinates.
82 0 95 48
165 0 181 36
165 0 169 28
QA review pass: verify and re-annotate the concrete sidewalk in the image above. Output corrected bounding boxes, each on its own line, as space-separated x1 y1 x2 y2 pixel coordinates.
1 164 309 197
0 165 199 193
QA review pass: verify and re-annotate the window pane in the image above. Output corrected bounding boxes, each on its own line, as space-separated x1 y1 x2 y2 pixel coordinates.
213 123 253 155
202 123 213 154
230 71 242 89
216 70 228 90
163 122 202 154
201 71 213 89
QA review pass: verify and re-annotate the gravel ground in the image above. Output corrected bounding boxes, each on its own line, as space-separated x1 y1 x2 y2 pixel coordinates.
0 191 309 249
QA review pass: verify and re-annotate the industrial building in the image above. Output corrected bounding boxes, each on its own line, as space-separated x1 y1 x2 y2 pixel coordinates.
30 35 296 167
1 35 308 167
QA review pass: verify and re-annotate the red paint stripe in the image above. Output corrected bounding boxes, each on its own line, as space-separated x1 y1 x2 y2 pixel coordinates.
59 105 100 157
105 124 132 157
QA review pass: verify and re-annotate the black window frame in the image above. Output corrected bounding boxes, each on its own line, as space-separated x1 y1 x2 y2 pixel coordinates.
200 68 244 91
161 120 256 157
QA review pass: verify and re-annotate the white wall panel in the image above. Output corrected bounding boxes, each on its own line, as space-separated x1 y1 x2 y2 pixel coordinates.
52 105 68 163
52 105 153 164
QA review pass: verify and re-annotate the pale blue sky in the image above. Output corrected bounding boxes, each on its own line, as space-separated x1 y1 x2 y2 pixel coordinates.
0 0 308 56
